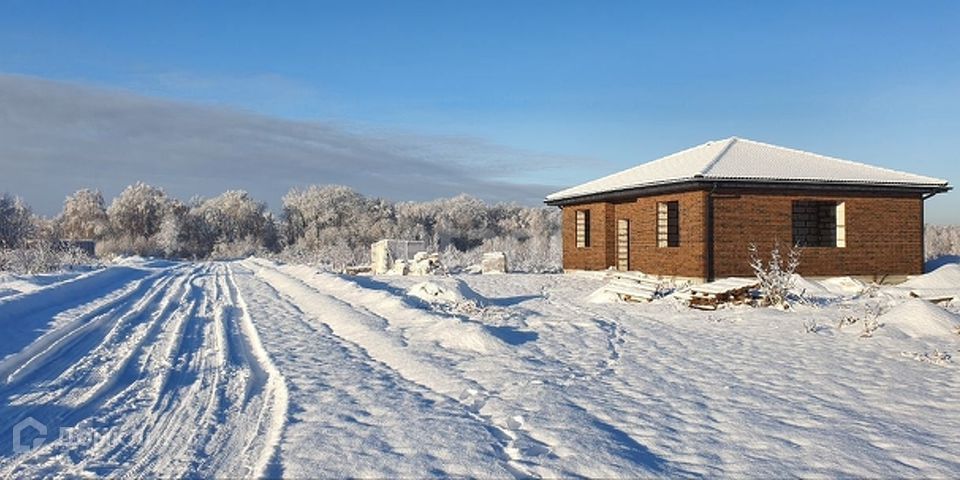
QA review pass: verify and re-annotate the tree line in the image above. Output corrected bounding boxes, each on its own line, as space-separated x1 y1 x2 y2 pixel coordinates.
0 183 561 272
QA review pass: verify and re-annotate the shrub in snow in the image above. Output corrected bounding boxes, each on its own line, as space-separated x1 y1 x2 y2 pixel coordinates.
748 240 802 308
0 241 97 274
802 318 825 334
836 315 858 330
900 349 952 366
860 315 880 338
836 301 885 337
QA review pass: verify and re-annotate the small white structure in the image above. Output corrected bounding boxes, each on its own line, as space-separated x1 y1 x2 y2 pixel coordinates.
371 239 427 275
481 252 508 274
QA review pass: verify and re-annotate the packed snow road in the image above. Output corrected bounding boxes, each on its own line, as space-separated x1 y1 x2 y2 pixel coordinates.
0 258 959 478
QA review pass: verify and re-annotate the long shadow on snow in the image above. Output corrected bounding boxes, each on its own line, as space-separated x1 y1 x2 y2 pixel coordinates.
347 275 540 309
564 402 683 476
484 325 539 346
345 274 540 346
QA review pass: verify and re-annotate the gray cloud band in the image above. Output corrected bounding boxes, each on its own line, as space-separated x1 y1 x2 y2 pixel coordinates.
0 74 565 214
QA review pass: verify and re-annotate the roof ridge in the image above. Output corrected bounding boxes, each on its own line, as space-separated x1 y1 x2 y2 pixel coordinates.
733 137 944 183
696 137 737 176
559 138 722 185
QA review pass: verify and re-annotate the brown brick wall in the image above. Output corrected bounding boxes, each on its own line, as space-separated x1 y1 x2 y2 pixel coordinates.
561 188 925 279
562 202 615 270
712 190 924 278
562 190 708 278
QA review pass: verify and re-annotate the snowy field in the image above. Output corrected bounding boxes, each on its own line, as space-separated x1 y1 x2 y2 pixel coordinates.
0 258 959 477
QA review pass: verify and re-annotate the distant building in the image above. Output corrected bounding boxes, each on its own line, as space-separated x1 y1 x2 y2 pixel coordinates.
370 239 427 274
545 137 950 282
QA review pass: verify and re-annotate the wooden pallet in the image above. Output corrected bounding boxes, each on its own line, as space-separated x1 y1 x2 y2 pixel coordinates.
598 270 664 302
687 278 758 310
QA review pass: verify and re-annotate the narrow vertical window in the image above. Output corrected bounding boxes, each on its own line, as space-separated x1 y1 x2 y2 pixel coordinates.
835 202 846 248
576 210 590 248
616 219 630 271
657 201 680 247
792 200 845 247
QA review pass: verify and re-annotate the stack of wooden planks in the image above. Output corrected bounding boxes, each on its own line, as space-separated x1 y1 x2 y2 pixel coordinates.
686 277 759 310
596 270 665 302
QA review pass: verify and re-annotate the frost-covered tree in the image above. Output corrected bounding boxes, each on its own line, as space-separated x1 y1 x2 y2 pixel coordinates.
57 189 109 240
102 182 169 256
430 194 490 251
0 193 35 249
107 182 168 240
192 190 278 258
925 224 960 261
281 185 394 263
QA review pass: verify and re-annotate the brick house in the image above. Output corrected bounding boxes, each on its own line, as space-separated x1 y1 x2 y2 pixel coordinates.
545 137 950 282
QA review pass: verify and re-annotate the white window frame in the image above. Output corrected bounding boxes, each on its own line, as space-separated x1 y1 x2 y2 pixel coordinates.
575 210 590 248
657 201 679 248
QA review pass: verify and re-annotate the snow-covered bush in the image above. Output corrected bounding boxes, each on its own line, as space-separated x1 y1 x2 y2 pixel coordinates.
0 241 97 274
748 240 802 308
802 318 824 334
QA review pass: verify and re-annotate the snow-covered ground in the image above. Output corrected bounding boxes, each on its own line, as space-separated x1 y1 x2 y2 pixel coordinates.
0 258 958 477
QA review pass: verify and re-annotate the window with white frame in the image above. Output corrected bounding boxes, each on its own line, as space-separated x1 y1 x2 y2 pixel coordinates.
575 209 590 248
657 201 679 247
792 200 846 247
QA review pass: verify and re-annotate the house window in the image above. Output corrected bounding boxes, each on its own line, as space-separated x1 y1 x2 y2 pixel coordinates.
657 201 679 247
576 210 590 248
792 200 846 247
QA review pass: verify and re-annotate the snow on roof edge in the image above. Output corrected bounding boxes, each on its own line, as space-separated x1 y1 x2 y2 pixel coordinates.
716 137 948 185
546 137 950 203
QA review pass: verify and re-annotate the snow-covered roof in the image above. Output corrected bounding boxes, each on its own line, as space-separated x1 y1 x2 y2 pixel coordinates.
546 137 950 203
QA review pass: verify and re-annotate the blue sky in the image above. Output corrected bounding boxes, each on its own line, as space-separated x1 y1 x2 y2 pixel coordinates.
1 1 958 222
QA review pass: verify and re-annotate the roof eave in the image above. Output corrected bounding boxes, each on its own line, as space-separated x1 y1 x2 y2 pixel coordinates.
544 179 951 206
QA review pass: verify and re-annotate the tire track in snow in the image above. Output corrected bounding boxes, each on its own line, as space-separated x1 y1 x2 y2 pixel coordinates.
293 268 690 478
230 261 514 478
0 268 170 387
222 263 289 479
0 266 189 463
245 259 546 478
0 263 290 479
0 264 200 474
100 263 287 479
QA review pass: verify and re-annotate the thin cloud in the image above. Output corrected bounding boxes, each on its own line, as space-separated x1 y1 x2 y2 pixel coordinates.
0 74 570 215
